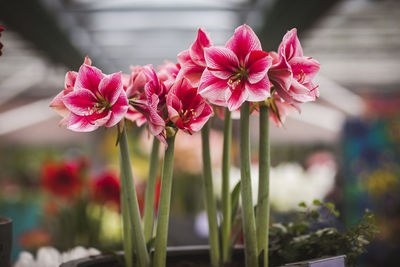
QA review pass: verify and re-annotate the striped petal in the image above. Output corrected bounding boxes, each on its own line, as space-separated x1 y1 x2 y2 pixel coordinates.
63 89 98 116
226 24 262 62
198 69 228 107
204 46 239 80
75 64 104 94
99 72 123 106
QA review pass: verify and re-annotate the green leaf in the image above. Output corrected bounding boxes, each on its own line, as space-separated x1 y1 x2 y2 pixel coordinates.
312 199 322 206
298 201 307 208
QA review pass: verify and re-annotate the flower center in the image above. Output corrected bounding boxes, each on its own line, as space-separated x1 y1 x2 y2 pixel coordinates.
180 108 197 124
228 66 248 91
297 70 306 84
88 98 111 115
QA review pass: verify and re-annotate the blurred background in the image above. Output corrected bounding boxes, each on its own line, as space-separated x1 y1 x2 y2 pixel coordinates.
0 0 399 266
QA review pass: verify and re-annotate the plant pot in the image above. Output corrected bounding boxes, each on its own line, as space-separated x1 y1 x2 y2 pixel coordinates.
0 217 12 267
278 255 346 267
60 245 345 267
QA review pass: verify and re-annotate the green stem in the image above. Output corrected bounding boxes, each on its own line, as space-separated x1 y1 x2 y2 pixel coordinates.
153 134 176 267
256 105 270 267
121 181 134 267
143 137 161 243
221 108 232 263
119 124 150 267
201 121 221 267
240 102 258 267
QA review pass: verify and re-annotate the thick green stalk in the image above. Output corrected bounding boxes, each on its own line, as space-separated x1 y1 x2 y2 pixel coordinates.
153 134 176 267
143 137 161 243
201 121 221 267
256 105 270 267
121 181 134 267
221 108 232 263
119 125 150 267
240 102 258 267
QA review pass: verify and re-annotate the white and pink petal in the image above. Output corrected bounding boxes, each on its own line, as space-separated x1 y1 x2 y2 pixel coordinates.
75 64 104 94
204 47 239 80
245 50 272 84
225 25 262 62
63 89 98 116
99 72 123 105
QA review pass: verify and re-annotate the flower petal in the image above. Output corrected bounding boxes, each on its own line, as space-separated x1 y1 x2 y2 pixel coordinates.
190 28 213 66
245 75 271 102
204 46 239 80
147 94 166 137
198 69 228 106
105 90 129 127
125 107 147 127
67 113 99 132
75 64 104 94
50 91 70 118
245 50 272 84
65 71 77 90
63 89 98 116
178 50 205 87
226 82 248 111
189 101 214 132
226 24 262 62
99 72 123 105
278 28 303 61
289 56 320 84
268 55 293 91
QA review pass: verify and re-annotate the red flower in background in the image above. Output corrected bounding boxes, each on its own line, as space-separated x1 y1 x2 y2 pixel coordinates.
41 160 83 199
136 177 161 216
91 171 121 209
154 178 161 212
0 26 5 56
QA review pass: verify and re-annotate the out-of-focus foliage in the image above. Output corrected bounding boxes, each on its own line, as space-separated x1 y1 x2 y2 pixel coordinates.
268 200 379 267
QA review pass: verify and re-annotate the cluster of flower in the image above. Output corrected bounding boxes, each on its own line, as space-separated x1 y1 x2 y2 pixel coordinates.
41 158 160 214
41 158 121 209
50 25 320 140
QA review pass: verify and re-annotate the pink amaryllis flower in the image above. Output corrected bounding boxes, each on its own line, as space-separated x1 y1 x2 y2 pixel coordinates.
268 28 320 107
178 28 213 87
57 60 128 132
199 25 273 111
50 57 92 126
167 77 213 134
122 66 148 127
132 65 169 145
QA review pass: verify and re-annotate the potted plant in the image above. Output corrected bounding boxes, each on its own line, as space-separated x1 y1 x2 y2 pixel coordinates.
57 200 378 267
46 24 374 267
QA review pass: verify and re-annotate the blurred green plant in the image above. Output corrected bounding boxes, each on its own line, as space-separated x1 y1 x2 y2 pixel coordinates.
268 200 379 267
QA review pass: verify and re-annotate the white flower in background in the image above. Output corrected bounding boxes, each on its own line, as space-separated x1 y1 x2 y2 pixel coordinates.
269 162 336 212
213 154 336 212
14 246 100 267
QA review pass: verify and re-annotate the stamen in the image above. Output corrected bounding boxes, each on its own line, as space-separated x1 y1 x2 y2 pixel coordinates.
297 70 306 84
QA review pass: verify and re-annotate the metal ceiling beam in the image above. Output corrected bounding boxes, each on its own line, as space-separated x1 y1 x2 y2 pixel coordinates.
259 0 342 51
